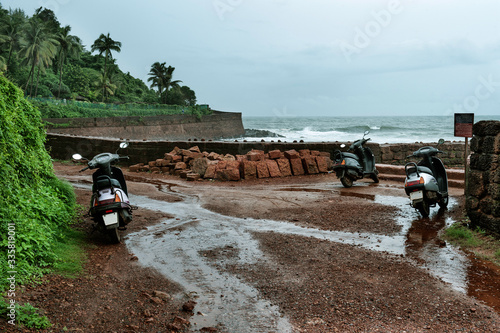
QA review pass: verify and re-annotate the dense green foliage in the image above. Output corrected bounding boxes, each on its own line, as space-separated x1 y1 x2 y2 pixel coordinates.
0 3 197 107
0 75 76 288
31 98 212 119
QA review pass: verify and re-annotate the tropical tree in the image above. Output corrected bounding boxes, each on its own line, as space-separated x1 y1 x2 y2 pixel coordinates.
148 62 183 104
162 65 182 104
91 33 121 101
19 18 59 96
56 25 81 97
147 61 166 100
0 8 26 73
94 71 117 100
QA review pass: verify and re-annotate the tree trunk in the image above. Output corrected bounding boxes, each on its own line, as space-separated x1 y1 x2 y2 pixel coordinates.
34 65 41 97
24 61 35 95
57 53 64 98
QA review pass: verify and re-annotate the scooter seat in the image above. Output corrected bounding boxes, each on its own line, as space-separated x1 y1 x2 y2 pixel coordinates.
342 152 359 161
407 165 433 176
95 175 122 191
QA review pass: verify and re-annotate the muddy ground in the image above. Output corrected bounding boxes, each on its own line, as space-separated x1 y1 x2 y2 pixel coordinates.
4 162 500 332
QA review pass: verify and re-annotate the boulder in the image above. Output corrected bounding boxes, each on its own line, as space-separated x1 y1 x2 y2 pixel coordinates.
315 156 329 173
191 157 209 176
247 151 265 161
277 158 292 177
268 149 282 160
204 164 217 179
188 146 201 153
284 149 300 159
129 164 141 172
302 156 319 174
299 149 311 156
216 168 240 181
241 160 257 179
289 158 304 175
266 159 282 177
174 162 187 170
186 173 201 181
256 160 270 178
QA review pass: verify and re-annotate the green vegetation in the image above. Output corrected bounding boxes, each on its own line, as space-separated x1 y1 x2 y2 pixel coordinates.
0 75 77 288
51 227 88 278
0 298 51 329
30 98 212 119
444 218 500 266
0 4 200 109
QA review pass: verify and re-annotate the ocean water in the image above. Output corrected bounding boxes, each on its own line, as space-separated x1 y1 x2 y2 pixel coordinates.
239 115 500 144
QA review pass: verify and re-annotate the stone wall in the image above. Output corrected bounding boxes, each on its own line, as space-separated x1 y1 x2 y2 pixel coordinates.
44 111 245 140
466 120 500 235
46 133 467 167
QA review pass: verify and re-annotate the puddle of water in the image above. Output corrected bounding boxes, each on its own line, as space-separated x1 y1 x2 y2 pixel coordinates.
69 177 500 329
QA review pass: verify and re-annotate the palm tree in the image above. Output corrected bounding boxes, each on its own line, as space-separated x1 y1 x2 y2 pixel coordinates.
56 25 81 98
0 9 26 73
162 65 182 104
148 63 183 104
91 33 121 101
147 61 167 100
94 71 117 100
19 18 59 96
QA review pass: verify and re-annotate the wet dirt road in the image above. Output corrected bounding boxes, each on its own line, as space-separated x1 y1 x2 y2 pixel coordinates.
123 174 499 332
61 166 500 332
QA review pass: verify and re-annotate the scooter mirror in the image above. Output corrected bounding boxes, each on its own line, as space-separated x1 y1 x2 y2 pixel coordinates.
119 142 129 149
364 130 370 136
438 138 445 145
340 144 346 148
72 154 83 160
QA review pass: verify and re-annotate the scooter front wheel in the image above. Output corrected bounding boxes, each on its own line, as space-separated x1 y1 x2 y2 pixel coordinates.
416 200 430 217
340 176 354 188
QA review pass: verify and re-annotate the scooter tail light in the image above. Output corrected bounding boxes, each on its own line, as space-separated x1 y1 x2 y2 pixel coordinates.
405 177 424 187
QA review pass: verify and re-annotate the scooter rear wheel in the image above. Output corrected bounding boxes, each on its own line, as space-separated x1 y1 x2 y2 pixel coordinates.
438 196 449 209
107 228 121 243
416 200 430 218
340 176 354 188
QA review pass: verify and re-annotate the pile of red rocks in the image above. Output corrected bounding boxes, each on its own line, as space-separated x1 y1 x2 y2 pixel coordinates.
128 146 334 181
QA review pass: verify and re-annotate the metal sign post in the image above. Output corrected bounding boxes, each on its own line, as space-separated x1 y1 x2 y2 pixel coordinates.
454 113 474 192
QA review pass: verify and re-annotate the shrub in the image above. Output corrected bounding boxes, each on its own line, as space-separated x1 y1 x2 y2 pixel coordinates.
0 75 76 289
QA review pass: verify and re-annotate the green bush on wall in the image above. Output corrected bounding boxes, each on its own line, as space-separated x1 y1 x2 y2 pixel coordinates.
0 76 76 288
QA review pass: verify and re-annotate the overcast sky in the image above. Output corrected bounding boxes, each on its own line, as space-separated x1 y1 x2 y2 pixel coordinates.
3 0 500 117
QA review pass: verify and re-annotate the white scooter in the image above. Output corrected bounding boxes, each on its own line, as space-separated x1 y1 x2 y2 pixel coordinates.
73 142 133 243
404 139 449 217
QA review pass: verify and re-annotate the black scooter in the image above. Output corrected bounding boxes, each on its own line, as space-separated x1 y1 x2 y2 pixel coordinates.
404 139 449 217
332 130 379 188
73 142 133 243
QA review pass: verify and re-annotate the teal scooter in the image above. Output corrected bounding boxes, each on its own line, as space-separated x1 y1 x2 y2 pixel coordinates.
332 131 379 188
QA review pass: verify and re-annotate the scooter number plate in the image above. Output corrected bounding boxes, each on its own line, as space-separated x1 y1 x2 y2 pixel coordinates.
103 212 118 226
410 190 423 202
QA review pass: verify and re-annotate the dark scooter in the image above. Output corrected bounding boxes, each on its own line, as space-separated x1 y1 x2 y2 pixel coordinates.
404 139 449 217
332 130 379 188
73 142 133 243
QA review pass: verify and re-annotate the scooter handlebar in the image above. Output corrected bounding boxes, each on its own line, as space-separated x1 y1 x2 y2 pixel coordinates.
79 166 89 172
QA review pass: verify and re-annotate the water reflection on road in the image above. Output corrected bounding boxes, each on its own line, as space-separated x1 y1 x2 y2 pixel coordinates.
122 180 498 331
